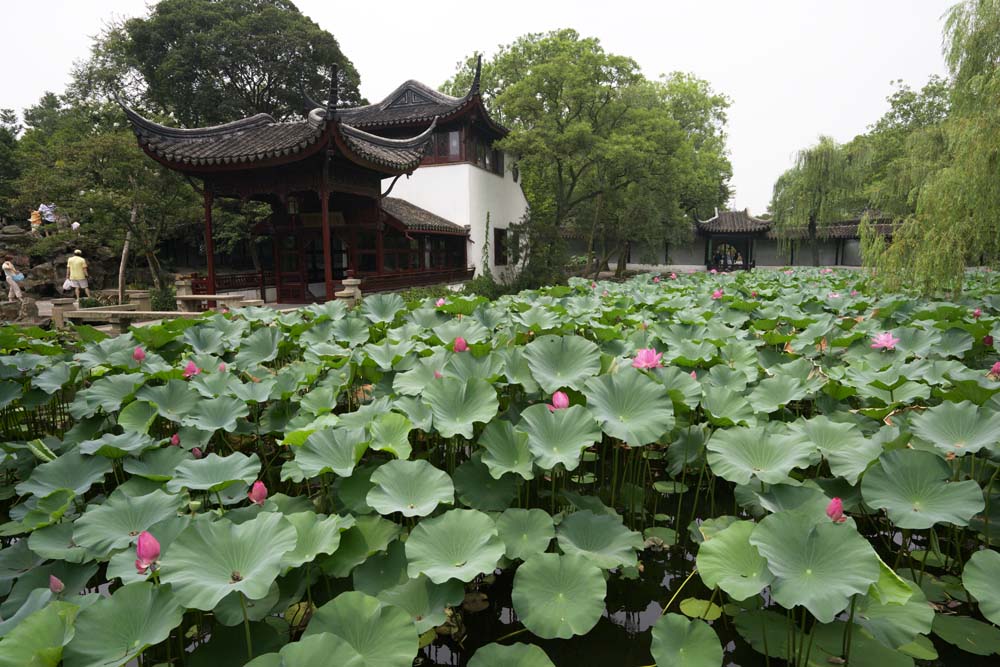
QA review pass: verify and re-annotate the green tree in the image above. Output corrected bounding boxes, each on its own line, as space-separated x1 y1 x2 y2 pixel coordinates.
13 96 201 289
74 0 364 125
444 30 730 281
0 109 20 222
770 136 853 266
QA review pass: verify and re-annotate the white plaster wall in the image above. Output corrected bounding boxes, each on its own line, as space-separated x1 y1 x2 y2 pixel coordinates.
389 164 473 229
468 158 529 280
385 155 528 279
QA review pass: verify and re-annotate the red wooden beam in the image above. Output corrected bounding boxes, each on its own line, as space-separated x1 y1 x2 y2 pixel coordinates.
203 190 217 297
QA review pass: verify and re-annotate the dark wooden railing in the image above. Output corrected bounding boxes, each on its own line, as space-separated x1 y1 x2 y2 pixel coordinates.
189 266 474 300
360 267 475 292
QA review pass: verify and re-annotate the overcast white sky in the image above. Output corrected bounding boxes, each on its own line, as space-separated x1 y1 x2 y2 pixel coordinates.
2 0 954 213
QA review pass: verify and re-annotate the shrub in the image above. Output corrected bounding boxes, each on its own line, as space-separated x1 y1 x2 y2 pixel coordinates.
150 285 176 311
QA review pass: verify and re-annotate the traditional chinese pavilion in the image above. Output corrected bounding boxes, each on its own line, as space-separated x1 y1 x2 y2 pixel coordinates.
121 63 500 302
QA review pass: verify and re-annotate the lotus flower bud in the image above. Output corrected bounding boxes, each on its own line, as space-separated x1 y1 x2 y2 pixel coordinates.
170 433 180 447
192 447 203 459
436 298 446 307
547 391 570 412
49 575 64 594
133 346 146 363
711 289 724 300
248 480 268 505
453 337 468 353
183 361 201 378
669 273 677 280
984 335 994 347
218 363 227 372
135 531 160 573
826 497 846 523
433 370 443 379
973 308 982 319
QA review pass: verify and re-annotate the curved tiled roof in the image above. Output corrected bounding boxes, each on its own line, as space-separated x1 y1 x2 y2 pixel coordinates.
381 197 467 234
121 105 433 174
696 209 772 234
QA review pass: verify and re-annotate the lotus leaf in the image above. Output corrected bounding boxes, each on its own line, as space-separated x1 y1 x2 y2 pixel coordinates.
695 519 773 600
62 582 183 667
910 400 1000 456
181 395 250 432
583 368 675 445
15 450 110 498
166 452 261 493
280 512 356 569
650 613 724 667
453 456 519 511
0 601 78 667
405 509 505 583
932 613 1000 656
707 426 817 485
288 427 368 481
303 591 418 667
861 449 985 529
519 403 601 471
496 508 554 561
479 419 534 480
72 487 181 556
749 510 880 622
422 376 499 439
468 643 555 667
523 334 601 393
963 549 1000 626
555 510 643 569
510 553 606 639
160 512 297 610
366 459 454 517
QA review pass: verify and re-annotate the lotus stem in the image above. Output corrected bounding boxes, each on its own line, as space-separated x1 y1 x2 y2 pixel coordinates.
659 567 698 616
495 626 528 642
800 611 816 667
761 611 771 667
842 595 857 665
983 463 999 547
239 592 254 660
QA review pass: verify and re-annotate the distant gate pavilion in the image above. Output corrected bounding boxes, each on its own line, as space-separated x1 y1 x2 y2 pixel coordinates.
122 58 527 302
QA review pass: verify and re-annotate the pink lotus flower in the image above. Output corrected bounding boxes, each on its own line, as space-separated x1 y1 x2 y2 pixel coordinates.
751 291 757 298
218 363 227 372
973 308 982 319
135 531 160 573
191 447 203 459
436 298 446 307
49 575 64 594
828 292 840 299
433 370 443 379
602 290 609 297
133 346 146 363
690 370 697 380
547 390 570 412
871 332 900 351
453 337 468 353
591 282 597 289
653 276 660 283
711 289 724 300
248 480 267 505
989 361 1000 379
669 272 677 280
850 290 859 297
783 269 794 275
826 497 846 523
709 269 718 274
820 268 833 274
984 335 994 347
183 361 201 378
170 433 180 447
632 348 663 369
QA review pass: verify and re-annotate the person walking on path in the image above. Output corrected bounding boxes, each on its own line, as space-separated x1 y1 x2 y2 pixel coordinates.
2 261 23 302
66 250 91 302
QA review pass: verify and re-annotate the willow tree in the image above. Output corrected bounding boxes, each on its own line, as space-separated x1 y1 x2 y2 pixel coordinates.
770 136 853 266
864 0 1000 292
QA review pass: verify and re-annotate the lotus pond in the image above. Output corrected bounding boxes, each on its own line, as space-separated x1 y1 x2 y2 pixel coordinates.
2 269 1000 667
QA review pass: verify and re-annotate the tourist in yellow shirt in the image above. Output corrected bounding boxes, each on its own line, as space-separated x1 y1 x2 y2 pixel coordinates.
66 250 91 301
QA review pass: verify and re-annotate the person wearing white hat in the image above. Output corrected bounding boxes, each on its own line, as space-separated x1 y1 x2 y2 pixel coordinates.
66 250 91 301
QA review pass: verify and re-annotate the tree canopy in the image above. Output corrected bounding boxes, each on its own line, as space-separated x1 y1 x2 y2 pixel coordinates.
74 0 363 125
445 30 731 281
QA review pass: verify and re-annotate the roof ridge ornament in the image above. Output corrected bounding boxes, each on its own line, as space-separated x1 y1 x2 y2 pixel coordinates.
470 54 482 97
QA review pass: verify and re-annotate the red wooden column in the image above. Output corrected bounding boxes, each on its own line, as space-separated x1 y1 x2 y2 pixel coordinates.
321 157 334 301
203 190 216 296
